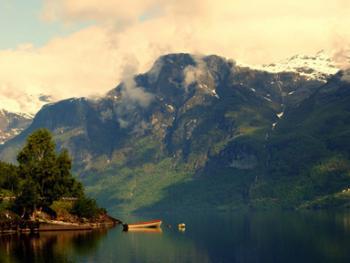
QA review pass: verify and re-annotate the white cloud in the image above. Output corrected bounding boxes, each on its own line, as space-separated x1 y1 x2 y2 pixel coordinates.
0 26 118 112
183 56 213 90
342 69 350 83
332 45 350 70
39 0 350 64
118 54 154 108
1 0 350 113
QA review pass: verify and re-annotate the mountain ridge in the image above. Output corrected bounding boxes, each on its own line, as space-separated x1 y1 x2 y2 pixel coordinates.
238 50 341 82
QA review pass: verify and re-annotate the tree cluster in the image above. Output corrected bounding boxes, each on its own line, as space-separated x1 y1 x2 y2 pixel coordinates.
0 129 101 219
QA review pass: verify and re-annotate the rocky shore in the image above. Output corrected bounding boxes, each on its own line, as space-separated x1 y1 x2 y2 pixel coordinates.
0 210 121 234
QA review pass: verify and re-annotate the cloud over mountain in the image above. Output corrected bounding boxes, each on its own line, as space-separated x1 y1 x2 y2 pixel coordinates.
1 0 350 113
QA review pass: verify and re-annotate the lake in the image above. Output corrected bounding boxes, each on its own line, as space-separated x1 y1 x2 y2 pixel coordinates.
1 211 350 262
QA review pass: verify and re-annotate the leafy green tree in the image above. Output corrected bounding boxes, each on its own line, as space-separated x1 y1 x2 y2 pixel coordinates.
0 161 19 193
70 196 104 219
13 178 40 218
17 129 56 204
56 149 83 198
16 129 82 208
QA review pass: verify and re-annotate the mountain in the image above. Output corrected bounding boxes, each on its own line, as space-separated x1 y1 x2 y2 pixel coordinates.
262 69 350 209
0 109 32 145
239 50 339 82
0 92 54 145
1 53 350 213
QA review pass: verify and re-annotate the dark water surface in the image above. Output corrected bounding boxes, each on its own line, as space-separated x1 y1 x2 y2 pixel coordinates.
1 211 350 262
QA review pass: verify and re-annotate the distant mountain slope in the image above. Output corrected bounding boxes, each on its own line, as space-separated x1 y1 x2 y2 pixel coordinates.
0 92 54 145
1 53 349 213
0 109 32 145
258 70 350 209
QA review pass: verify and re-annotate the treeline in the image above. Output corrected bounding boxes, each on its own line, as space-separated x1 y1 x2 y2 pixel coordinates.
0 129 104 219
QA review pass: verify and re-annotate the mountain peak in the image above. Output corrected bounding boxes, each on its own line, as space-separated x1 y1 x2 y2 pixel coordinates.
149 53 195 73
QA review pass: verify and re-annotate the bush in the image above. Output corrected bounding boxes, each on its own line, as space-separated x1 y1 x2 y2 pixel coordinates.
70 197 104 219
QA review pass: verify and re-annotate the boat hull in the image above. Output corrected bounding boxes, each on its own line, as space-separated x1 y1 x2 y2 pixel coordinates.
124 220 162 230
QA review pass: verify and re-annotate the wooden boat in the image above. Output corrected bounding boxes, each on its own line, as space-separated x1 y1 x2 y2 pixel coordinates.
123 219 162 231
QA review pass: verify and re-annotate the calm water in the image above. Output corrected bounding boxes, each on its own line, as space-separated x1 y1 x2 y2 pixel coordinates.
1 211 350 263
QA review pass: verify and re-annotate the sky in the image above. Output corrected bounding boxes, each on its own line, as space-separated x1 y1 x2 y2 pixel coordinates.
1 0 350 113
0 0 87 49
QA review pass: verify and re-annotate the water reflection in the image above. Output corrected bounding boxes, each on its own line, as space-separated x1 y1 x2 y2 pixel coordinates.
126 228 163 233
0 211 350 262
0 230 108 263
178 211 350 263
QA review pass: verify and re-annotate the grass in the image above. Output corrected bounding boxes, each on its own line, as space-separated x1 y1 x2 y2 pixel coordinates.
84 155 191 214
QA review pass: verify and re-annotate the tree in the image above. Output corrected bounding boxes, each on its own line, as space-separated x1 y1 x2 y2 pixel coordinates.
0 161 19 193
70 196 105 219
56 149 83 197
16 129 82 208
13 178 40 218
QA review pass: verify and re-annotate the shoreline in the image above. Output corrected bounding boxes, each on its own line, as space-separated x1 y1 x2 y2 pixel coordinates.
0 215 121 234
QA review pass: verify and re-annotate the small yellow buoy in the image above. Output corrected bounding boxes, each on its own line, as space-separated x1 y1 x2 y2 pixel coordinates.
178 223 186 231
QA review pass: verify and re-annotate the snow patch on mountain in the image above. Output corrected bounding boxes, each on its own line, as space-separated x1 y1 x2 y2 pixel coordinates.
238 50 339 82
0 109 33 144
277 111 284 119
